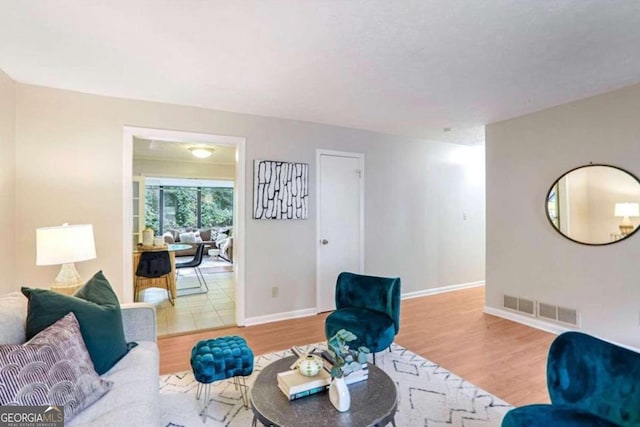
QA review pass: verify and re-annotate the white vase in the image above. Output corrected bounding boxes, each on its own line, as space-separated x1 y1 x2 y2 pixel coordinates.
329 376 350 412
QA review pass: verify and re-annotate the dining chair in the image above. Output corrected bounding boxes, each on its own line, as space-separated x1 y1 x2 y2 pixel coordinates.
134 250 174 305
175 243 208 291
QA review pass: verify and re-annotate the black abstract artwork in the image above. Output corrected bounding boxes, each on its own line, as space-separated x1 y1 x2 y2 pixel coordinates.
253 160 309 220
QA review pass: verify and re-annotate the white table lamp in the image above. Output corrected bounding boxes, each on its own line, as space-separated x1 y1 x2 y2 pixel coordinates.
614 203 639 236
36 223 96 294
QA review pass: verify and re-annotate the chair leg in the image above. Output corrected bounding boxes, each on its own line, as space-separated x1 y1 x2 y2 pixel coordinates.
241 375 249 408
165 276 175 306
192 267 204 287
134 278 139 302
233 376 249 408
195 267 209 291
199 382 211 422
195 382 202 400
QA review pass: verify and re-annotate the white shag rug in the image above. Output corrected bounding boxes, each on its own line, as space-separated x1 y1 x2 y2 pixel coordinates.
159 343 511 426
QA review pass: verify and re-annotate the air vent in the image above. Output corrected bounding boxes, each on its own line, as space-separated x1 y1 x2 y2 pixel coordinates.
503 295 518 311
503 295 535 316
558 306 578 325
538 302 557 320
537 301 579 326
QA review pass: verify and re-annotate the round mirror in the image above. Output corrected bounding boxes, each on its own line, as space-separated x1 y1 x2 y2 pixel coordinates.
546 164 640 245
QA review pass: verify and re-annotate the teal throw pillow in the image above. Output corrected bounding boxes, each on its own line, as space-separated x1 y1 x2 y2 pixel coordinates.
22 271 129 375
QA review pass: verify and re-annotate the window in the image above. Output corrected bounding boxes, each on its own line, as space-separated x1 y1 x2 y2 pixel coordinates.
144 178 233 234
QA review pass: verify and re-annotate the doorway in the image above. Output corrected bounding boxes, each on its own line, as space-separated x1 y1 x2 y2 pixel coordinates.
316 150 364 312
123 127 247 332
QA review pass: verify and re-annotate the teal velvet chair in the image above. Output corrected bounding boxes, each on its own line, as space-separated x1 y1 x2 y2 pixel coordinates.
324 272 401 364
502 331 640 427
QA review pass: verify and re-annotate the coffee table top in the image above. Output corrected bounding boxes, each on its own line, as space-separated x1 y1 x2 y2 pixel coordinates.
250 355 397 427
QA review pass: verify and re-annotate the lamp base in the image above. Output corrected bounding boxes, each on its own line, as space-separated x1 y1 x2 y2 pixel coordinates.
50 263 84 295
619 224 634 236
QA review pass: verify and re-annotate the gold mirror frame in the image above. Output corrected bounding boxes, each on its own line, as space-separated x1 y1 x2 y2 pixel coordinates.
545 164 640 245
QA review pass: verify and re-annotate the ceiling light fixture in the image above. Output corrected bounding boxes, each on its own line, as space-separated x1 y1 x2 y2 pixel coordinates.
189 147 214 159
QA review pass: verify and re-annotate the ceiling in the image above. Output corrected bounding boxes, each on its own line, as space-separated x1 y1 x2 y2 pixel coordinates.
1 1 640 145
133 137 236 164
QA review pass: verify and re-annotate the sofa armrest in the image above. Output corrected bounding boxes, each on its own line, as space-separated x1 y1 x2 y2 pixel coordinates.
121 303 157 342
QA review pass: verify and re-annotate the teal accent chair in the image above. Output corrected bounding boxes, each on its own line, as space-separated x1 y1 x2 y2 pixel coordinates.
324 272 401 364
502 331 640 427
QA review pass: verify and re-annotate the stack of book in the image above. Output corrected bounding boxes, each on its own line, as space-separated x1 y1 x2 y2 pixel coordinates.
319 350 369 386
277 347 369 401
276 367 332 401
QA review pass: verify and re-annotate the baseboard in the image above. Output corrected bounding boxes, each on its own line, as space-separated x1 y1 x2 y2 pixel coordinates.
402 280 485 300
244 308 317 327
244 281 484 327
484 306 640 353
483 306 572 335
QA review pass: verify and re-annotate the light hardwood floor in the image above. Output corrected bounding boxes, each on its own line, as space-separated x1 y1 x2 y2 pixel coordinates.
158 286 554 407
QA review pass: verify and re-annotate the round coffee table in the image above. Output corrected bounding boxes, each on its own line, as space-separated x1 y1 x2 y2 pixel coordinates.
250 356 397 427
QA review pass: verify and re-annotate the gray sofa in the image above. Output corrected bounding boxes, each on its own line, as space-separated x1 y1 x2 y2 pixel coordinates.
163 226 233 260
0 292 159 426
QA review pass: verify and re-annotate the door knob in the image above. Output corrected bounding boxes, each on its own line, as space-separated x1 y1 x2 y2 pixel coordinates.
321 239 329 245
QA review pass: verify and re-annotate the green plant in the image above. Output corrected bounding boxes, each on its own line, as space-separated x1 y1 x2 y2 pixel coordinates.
327 329 369 378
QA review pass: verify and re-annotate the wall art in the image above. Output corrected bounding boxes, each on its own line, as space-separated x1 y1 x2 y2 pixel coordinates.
253 160 309 219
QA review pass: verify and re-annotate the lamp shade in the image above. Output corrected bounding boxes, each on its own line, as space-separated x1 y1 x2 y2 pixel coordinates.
36 224 96 266
614 203 640 218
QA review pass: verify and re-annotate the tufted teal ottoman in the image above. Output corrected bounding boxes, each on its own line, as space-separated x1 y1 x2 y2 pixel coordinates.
190 336 254 421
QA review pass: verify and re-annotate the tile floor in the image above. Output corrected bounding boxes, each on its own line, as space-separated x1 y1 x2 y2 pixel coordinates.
138 256 235 336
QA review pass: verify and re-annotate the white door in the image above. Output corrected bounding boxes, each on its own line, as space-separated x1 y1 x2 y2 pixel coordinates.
317 150 364 312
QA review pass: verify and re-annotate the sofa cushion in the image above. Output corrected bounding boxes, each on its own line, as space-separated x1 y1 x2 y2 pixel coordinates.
67 341 159 426
0 292 28 345
325 307 396 353
215 233 228 246
179 231 197 243
0 312 112 422
21 271 130 375
199 228 212 242
167 229 181 241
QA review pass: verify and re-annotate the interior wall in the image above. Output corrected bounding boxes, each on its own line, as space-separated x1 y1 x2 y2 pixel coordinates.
133 158 235 180
486 82 640 348
0 69 16 293
566 169 589 241
13 82 485 319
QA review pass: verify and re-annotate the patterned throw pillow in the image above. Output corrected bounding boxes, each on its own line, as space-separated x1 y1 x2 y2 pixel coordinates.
0 312 112 421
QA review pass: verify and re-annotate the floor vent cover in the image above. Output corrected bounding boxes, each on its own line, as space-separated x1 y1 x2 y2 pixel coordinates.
503 295 535 316
538 302 579 326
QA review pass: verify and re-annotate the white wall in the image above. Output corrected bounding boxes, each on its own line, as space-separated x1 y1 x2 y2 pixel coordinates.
13 82 485 319
566 169 589 241
486 82 640 348
0 69 15 293
133 158 235 180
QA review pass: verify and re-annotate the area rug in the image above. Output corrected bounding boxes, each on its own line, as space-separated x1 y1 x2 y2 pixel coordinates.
159 343 511 426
